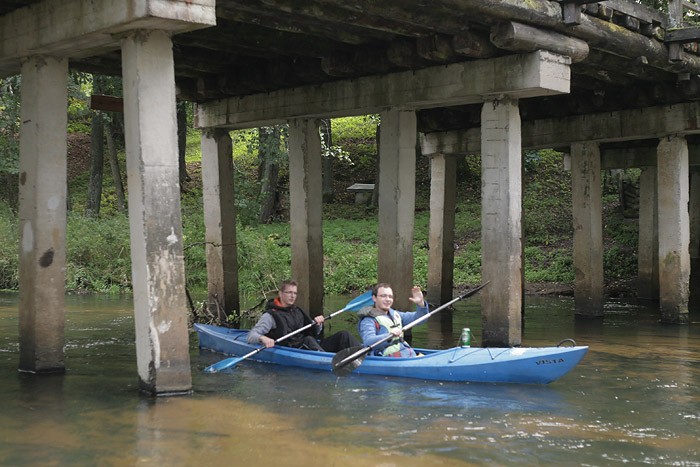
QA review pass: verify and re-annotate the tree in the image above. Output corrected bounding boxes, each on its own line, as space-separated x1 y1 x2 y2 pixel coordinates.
105 116 126 213
85 76 107 218
0 76 21 209
320 118 334 202
177 101 190 190
258 126 284 224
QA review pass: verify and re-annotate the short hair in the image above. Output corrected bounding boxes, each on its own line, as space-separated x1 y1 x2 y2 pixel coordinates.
278 279 298 292
372 283 392 296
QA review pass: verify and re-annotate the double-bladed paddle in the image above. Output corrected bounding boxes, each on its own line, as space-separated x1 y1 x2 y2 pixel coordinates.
331 282 489 376
203 289 374 373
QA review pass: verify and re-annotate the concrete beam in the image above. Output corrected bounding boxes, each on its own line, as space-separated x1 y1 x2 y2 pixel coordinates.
196 51 570 129
421 142 700 169
600 147 659 169
0 0 215 77
420 102 700 155
601 146 700 168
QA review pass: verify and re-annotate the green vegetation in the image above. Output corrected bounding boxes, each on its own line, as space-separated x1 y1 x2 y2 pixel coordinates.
0 105 640 298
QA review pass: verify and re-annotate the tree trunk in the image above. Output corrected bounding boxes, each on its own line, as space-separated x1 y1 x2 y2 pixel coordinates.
0 173 18 210
490 21 589 63
177 101 189 190
258 126 282 224
86 111 104 218
320 118 334 203
106 118 126 213
371 122 380 207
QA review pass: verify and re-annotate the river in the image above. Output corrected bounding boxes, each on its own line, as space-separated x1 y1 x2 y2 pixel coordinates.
0 292 698 466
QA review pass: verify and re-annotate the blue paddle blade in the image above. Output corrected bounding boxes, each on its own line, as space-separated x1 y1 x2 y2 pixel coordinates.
203 290 372 374
345 289 373 312
204 355 246 373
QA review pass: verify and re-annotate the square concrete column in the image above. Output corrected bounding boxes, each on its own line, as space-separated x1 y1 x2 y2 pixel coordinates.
657 136 690 324
288 118 324 315
480 97 522 347
17 56 68 373
638 166 659 300
571 142 604 317
121 30 191 395
377 108 417 311
427 153 457 306
201 129 239 321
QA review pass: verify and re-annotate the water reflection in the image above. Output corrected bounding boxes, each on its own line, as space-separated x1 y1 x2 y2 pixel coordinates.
1 292 699 465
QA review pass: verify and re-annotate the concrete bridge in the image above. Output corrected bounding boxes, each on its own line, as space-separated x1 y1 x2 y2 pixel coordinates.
2 0 699 395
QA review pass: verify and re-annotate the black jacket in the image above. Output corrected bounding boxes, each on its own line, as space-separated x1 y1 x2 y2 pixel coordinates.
264 298 318 348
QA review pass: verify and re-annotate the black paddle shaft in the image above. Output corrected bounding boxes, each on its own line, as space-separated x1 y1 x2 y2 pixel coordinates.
331 282 489 374
204 290 374 373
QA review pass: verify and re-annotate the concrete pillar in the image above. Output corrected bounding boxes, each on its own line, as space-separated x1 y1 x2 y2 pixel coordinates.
17 56 68 373
121 30 191 395
571 142 604 317
690 168 700 312
427 153 457 306
377 108 417 311
288 118 324 315
657 136 690 324
637 166 659 300
480 97 522 347
201 129 239 321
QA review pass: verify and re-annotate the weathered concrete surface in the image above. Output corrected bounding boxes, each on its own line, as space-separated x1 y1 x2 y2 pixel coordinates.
0 0 215 76
480 97 522 347
288 119 324 315
638 166 659 301
18 56 68 373
427 154 457 306
571 142 604 317
657 136 690 324
197 50 570 129
122 30 191 394
201 129 239 321
377 109 417 311
421 102 700 155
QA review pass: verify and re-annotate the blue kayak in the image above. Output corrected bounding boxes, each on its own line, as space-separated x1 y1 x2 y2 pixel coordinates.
194 323 588 384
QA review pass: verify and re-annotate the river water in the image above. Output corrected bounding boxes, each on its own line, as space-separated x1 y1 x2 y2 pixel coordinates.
0 292 698 466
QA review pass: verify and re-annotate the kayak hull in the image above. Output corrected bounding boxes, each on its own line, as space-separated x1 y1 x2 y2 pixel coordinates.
194 324 588 384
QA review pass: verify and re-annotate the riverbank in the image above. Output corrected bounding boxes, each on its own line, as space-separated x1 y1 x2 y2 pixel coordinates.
523 279 637 298
0 123 641 295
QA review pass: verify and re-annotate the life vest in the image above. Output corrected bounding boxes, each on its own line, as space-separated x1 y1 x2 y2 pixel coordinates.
372 310 404 357
265 299 313 348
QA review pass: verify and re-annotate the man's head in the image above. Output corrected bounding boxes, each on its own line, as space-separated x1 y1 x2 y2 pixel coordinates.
372 282 393 313
278 279 298 307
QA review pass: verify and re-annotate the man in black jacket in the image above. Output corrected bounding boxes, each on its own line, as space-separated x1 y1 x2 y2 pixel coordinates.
247 279 360 352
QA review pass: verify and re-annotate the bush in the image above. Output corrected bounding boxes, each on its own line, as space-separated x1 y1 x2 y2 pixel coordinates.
0 201 18 290
65 213 132 292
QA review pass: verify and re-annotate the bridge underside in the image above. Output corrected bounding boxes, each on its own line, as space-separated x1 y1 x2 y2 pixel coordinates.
2 0 699 394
